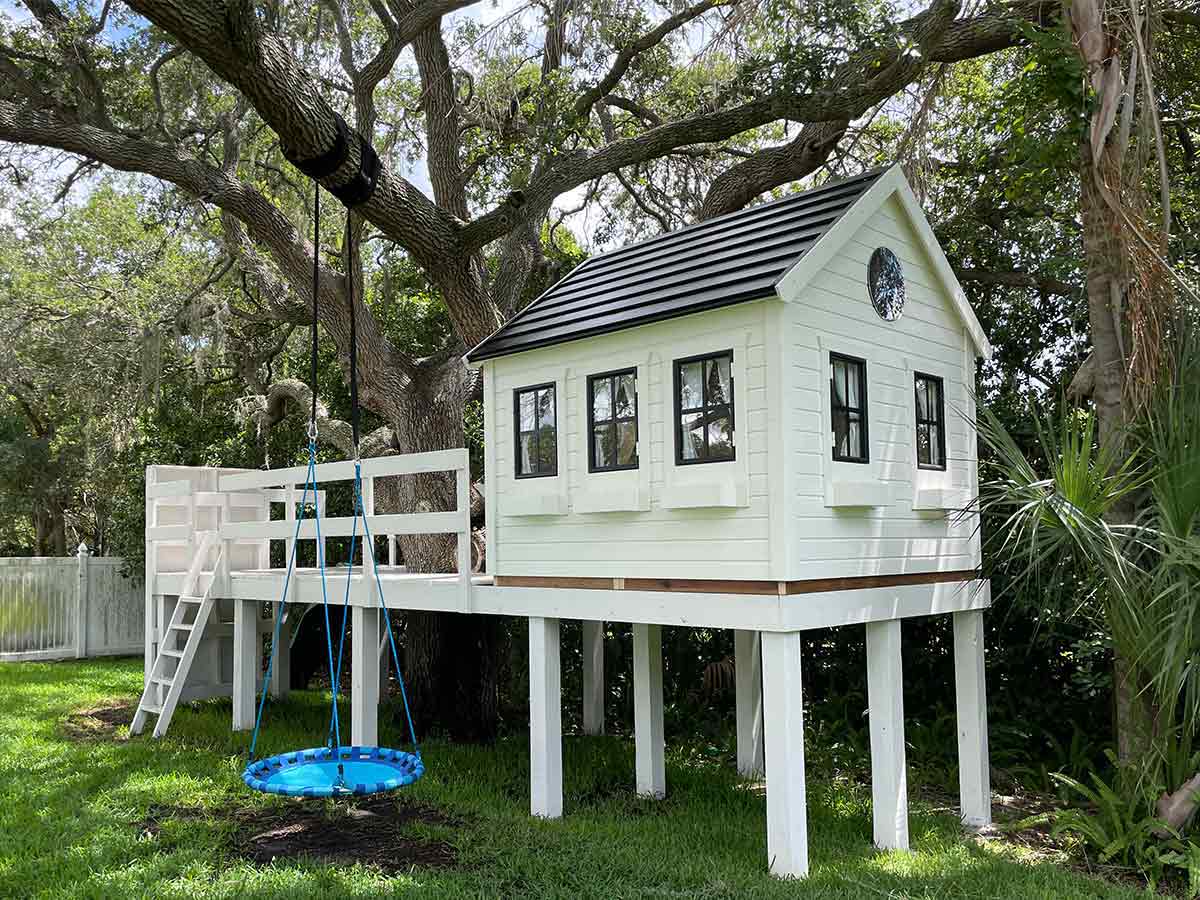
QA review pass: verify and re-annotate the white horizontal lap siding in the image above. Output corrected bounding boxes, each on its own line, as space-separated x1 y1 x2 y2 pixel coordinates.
490 302 775 579
785 194 982 579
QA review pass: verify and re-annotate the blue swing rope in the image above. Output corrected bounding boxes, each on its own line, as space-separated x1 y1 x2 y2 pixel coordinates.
245 187 422 773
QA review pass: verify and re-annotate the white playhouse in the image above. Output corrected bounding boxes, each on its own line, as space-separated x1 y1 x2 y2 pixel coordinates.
138 164 992 878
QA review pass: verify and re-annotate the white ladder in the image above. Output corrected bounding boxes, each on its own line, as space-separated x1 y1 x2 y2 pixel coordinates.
131 531 222 738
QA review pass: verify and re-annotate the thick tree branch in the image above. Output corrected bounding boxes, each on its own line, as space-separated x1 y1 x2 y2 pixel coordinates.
699 120 848 219
955 267 1078 297
573 0 733 118
463 0 1051 249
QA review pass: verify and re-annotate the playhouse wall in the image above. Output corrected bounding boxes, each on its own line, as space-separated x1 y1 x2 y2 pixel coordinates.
483 301 777 580
779 194 982 580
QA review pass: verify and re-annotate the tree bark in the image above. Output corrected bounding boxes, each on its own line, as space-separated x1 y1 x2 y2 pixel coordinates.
1080 134 1149 763
388 360 501 741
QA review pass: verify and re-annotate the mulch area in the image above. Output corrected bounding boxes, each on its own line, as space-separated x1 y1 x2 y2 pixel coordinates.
60 700 135 742
138 796 460 874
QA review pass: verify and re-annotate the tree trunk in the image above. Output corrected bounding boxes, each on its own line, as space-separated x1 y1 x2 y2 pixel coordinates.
1079 138 1151 763
386 361 501 742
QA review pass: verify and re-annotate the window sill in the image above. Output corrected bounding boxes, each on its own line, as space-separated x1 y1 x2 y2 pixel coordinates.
913 488 970 511
662 481 747 509
574 486 647 514
823 481 891 508
503 493 568 517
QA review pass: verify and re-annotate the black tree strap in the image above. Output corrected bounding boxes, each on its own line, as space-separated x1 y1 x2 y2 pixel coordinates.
346 215 361 453
286 114 382 209
310 181 321 432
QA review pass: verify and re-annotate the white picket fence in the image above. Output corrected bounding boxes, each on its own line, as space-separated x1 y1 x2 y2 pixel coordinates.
0 544 143 662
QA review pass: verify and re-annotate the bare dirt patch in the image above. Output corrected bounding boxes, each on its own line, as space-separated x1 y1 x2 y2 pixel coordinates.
61 700 134 742
138 796 460 874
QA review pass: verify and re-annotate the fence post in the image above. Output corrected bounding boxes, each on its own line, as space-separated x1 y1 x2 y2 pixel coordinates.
75 542 89 659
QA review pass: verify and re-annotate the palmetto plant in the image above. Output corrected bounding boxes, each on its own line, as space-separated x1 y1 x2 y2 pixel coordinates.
978 324 1200 833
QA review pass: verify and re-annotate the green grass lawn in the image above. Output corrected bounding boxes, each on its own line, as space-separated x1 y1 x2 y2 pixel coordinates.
0 658 1139 899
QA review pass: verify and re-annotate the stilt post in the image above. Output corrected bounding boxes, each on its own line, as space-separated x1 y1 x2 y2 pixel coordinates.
232 598 259 731
351 605 381 746
529 616 563 818
633 622 665 798
582 620 605 736
761 630 808 878
735 629 764 777
866 618 909 850
954 603 991 827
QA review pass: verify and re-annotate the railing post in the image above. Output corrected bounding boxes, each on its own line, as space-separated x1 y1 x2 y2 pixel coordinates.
456 454 471 613
75 542 89 659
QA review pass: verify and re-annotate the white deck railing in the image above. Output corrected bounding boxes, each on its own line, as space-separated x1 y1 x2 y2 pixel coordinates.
215 449 473 605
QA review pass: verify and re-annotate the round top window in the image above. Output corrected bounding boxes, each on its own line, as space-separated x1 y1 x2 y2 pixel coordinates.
868 247 905 321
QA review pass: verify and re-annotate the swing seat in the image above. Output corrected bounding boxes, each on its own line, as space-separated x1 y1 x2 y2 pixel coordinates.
243 745 424 797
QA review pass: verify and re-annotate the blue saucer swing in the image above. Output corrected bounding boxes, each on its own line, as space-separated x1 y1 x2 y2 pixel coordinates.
242 174 424 798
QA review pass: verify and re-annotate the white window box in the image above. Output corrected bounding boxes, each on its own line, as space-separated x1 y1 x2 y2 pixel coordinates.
913 488 970 511
823 481 891 508
573 486 647 514
662 481 748 509
504 493 568 517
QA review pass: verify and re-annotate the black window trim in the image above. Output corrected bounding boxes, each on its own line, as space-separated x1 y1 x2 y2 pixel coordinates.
587 367 639 473
830 351 870 464
914 371 948 471
673 348 736 466
513 381 558 479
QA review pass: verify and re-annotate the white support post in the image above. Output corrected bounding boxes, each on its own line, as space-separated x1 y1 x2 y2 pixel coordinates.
633 623 665 798
866 618 909 850
582 620 605 736
362 476 375 567
270 619 291 699
456 466 471 612
954 604 991 828
388 535 397 567
735 629 764 777
762 631 808 879
144 468 156 690
232 598 259 731
352 606 381 746
75 542 90 659
529 616 563 818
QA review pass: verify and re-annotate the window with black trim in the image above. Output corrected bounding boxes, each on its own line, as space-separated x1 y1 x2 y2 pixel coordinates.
914 373 946 470
514 383 557 477
675 350 735 464
588 369 638 472
830 353 869 463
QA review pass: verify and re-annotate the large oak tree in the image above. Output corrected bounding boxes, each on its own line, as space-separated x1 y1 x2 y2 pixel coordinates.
0 0 1054 737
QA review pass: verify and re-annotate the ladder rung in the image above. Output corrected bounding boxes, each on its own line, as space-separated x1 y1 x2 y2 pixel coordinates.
178 596 204 603
142 701 163 715
161 649 184 659
151 676 172 687
170 622 195 632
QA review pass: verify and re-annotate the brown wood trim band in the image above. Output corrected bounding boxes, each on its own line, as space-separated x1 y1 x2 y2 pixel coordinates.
493 569 981 595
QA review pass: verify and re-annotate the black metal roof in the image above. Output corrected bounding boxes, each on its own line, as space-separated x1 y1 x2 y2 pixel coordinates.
466 168 886 362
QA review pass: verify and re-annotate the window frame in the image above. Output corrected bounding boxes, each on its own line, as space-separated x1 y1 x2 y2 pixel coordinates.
913 372 947 471
587 367 639 473
513 381 558 479
673 349 736 466
829 352 870 464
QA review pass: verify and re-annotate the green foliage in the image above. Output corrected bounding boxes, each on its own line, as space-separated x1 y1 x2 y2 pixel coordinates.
1049 760 1183 887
